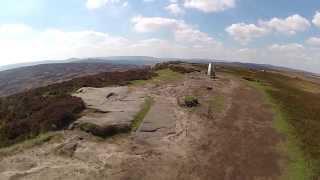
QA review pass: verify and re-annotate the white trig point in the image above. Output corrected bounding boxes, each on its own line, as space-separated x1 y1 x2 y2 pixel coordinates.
207 63 216 79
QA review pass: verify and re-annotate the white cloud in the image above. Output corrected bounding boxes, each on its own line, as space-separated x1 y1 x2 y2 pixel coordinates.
86 0 121 9
263 43 320 72
131 16 179 32
0 24 131 65
268 43 304 52
122 1 128 7
260 14 310 35
226 14 310 44
0 22 224 66
0 24 33 34
131 16 219 46
225 23 268 44
1 23 320 73
235 48 257 60
312 11 320 28
306 37 320 46
165 3 185 16
184 0 235 13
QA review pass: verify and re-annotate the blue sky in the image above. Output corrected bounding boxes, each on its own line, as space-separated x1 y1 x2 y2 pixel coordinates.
0 0 320 73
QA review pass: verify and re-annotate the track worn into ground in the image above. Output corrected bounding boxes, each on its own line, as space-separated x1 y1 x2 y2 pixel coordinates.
116 72 285 180
0 71 285 180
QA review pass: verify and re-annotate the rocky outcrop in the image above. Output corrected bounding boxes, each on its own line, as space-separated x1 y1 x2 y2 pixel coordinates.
72 86 146 138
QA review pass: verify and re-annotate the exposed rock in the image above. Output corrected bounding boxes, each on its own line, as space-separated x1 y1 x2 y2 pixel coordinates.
73 86 147 138
79 122 130 138
55 142 78 157
138 97 176 134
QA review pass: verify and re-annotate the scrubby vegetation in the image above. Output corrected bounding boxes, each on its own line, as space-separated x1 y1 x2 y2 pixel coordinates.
0 69 154 148
79 122 131 138
184 96 199 107
227 67 320 179
153 61 201 74
0 132 62 157
131 68 183 86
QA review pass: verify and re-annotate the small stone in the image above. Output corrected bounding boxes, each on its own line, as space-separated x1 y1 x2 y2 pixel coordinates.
55 142 78 157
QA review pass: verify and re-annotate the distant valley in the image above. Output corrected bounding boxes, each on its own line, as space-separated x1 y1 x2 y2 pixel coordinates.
0 62 140 97
0 56 319 97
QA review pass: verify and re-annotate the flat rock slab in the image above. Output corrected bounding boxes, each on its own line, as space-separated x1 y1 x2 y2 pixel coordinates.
138 97 176 133
73 86 146 136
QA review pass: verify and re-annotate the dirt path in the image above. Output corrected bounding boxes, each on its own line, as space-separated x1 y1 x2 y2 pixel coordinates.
116 72 285 180
0 71 285 180
201 79 284 179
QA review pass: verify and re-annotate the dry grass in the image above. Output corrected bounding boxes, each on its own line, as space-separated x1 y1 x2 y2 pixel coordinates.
227 67 320 179
0 132 63 158
130 69 183 86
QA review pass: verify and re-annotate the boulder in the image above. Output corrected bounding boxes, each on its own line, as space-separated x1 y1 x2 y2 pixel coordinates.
78 122 130 138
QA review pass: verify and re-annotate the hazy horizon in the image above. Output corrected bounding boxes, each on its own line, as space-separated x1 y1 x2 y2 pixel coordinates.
1 0 320 73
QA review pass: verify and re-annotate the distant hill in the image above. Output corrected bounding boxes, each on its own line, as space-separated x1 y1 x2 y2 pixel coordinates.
0 56 163 71
0 56 318 97
0 63 139 97
74 56 163 65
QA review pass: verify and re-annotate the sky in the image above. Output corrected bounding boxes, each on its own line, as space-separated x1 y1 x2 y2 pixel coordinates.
0 0 320 73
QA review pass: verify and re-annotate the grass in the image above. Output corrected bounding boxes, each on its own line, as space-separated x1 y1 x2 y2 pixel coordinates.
249 81 312 180
184 95 199 107
0 132 62 157
208 95 225 114
290 78 320 94
131 96 154 132
229 67 320 179
130 69 183 86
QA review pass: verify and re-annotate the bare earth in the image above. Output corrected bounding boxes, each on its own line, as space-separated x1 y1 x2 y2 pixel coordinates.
0 71 285 180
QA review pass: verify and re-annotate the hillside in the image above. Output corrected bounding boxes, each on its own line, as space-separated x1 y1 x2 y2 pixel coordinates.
0 62 319 180
0 63 140 97
0 56 162 71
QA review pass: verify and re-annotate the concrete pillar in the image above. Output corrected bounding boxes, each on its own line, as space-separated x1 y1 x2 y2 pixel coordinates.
208 63 212 77
208 63 216 79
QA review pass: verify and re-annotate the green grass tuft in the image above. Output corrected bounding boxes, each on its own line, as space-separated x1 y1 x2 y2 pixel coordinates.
131 96 154 132
184 96 199 107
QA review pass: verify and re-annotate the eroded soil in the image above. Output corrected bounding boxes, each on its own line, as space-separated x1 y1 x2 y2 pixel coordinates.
0 71 285 180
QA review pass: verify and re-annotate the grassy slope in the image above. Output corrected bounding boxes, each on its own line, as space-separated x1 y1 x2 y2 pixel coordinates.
249 81 311 180
227 67 320 179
